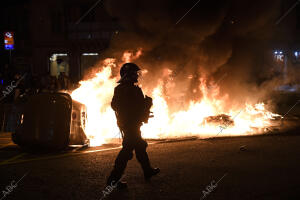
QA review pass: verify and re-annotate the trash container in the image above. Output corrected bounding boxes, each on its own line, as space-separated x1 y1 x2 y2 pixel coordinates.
12 92 88 151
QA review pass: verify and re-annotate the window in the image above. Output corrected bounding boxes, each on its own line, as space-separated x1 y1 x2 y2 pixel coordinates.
80 53 99 79
49 53 70 77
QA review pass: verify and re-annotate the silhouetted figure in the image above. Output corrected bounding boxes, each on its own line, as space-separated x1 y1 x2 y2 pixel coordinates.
58 72 70 90
106 63 159 189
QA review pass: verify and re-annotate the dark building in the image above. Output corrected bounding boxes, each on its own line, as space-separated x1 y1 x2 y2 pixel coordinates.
1 0 299 84
0 0 120 82
271 0 300 82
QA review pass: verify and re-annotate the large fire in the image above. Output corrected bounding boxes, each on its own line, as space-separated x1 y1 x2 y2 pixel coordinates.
71 51 281 146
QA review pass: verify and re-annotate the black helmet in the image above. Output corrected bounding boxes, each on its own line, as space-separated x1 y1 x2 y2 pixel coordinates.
120 63 140 77
118 63 141 83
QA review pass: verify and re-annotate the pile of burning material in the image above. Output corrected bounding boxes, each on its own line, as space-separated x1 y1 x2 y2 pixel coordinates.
203 114 234 128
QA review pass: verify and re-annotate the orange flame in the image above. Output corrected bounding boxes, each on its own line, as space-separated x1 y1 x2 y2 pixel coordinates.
71 52 280 146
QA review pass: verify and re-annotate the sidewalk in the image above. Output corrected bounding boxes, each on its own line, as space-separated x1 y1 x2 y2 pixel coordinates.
0 132 11 138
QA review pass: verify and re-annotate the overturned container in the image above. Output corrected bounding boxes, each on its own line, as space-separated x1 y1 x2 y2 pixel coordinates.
12 92 89 151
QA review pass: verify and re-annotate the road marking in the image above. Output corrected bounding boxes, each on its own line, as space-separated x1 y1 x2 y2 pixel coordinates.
0 142 157 166
84 146 122 153
0 146 123 166
0 153 27 166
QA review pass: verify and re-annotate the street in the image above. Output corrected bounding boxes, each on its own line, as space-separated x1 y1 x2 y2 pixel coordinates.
1 0 300 199
0 129 300 200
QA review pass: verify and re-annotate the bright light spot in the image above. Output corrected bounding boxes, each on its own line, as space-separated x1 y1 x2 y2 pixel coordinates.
50 53 68 61
53 53 68 56
82 53 99 56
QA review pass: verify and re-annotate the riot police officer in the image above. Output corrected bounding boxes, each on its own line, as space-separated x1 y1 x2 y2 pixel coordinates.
106 63 160 189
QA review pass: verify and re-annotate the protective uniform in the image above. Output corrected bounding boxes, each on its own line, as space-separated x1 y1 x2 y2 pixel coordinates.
106 63 159 186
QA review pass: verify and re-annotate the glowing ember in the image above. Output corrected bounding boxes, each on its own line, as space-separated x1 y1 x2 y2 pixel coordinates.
71 53 281 146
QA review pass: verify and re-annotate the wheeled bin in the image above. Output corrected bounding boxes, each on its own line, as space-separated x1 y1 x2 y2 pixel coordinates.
12 92 89 151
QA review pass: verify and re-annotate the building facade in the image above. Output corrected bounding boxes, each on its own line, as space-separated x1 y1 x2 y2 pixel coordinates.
271 0 300 81
1 0 120 82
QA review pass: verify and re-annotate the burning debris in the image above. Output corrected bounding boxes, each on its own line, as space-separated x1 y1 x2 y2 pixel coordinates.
240 145 247 151
203 114 235 128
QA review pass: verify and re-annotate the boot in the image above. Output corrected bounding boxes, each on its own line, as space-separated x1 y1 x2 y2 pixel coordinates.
144 168 160 180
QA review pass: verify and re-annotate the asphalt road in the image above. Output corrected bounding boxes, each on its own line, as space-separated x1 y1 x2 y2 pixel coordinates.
0 130 300 200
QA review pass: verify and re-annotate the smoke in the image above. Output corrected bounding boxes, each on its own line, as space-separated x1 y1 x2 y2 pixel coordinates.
98 0 284 111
